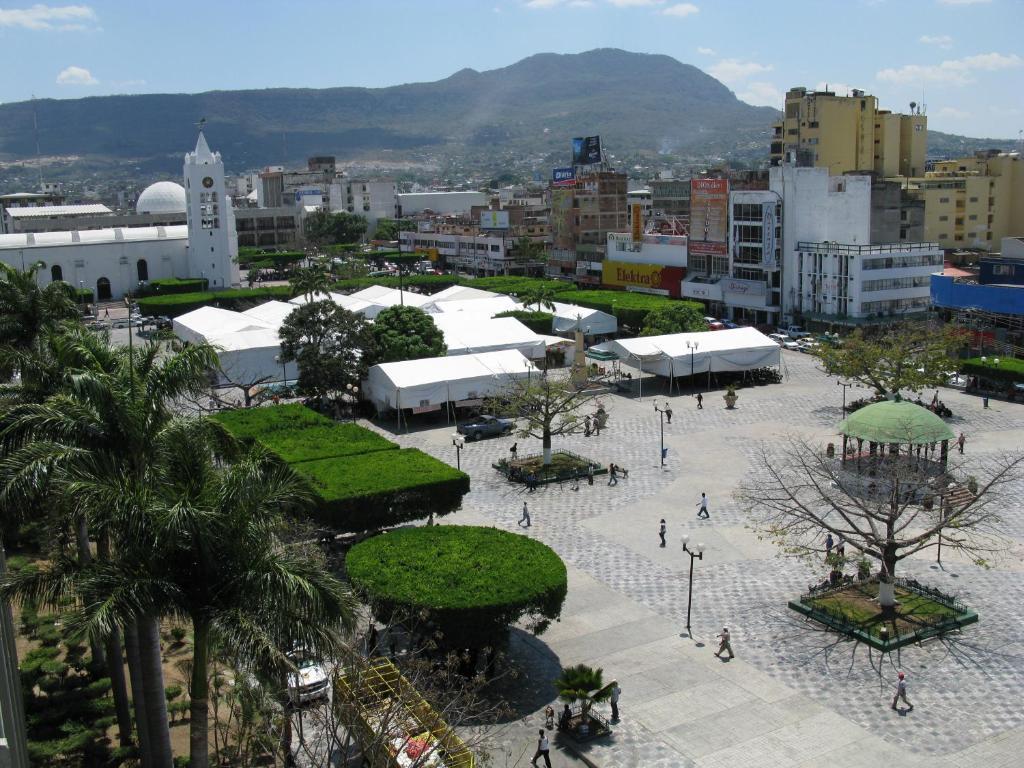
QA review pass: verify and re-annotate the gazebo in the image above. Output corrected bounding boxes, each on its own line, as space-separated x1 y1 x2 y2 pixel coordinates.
838 400 955 471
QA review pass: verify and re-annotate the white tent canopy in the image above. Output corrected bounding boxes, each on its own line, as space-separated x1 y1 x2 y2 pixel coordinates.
362 349 535 411
348 286 432 309
591 327 780 377
173 306 295 386
547 301 617 336
427 285 501 303
431 313 547 359
427 295 520 316
288 292 380 317
241 300 297 328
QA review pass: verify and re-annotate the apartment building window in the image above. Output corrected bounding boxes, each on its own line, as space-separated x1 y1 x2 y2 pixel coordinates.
939 197 950 203
939 215 948 221
992 265 1013 276
711 256 729 274
969 214 977 221
969 197 978 202
938 233 948 239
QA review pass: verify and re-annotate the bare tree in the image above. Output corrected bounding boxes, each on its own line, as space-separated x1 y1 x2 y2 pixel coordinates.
737 436 1024 607
488 373 601 465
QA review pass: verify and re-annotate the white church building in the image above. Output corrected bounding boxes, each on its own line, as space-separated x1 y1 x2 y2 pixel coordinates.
0 131 239 301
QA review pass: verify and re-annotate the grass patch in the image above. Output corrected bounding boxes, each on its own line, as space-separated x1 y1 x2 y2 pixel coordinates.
803 580 966 643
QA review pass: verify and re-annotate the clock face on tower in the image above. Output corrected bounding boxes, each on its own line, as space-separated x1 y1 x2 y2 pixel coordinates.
202 176 214 188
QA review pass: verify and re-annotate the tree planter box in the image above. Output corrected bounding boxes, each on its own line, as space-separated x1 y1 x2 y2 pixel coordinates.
558 712 612 743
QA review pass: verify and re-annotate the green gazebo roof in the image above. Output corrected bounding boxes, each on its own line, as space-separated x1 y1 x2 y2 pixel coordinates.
838 400 955 445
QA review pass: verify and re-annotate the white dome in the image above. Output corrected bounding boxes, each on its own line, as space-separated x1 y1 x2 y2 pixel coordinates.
136 181 186 215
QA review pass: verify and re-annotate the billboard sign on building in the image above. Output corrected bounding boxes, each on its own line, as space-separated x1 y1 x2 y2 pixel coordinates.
723 277 768 308
552 167 576 187
602 259 684 297
689 178 729 258
550 188 575 251
762 205 778 268
572 136 602 165
479 210 510 229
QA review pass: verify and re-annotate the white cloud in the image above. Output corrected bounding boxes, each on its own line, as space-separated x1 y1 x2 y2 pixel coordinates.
607 0 666 6
937 0 990 5
737 81 784 107
877 52 1022 85
56 65 97 85
708 58 772 84
919 34 953 48
524 0 563 8
524 0 594 7
0 4 96 30
937 106 970 119
696 46 716 55
569 0 594 5
662 3 699 16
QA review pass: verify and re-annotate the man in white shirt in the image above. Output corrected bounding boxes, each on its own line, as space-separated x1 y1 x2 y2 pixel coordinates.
610 682 621 721
531 729 551 767
697 492 709 519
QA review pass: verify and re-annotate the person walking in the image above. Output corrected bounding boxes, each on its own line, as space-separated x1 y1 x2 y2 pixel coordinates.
696 392 703 409
519 502 531 528
659 519 667 547
665 405 673 424
584 414 592 437
544 705 555 730
531 729 552 768
825 533 834 557
891 671 913 711
587 464 594 486
594 413 602 436
608 463 618 486
836 535 846 559
697 492 709 519
714 627 735 659
957 432 966 454
510 442 518 460
610 682 621 721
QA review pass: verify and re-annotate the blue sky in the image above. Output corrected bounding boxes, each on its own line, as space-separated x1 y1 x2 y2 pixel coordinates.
0 0 1021 138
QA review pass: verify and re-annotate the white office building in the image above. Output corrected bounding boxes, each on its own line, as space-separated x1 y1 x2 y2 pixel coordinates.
770 165 940 323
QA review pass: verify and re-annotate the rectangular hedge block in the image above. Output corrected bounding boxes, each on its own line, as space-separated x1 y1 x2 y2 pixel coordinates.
295 448 470 532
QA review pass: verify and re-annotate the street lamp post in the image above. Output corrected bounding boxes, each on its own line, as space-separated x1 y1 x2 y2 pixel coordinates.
686 340 699 396
653 400 668 467
451 433 465 470
837 379 852 413
275 355 286 384
681 535 704 638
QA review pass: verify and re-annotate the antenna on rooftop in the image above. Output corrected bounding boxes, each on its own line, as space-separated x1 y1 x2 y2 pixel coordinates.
32 94 43 191
196 117 207 132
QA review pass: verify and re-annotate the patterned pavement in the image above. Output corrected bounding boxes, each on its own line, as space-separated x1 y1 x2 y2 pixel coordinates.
365 351 1024 766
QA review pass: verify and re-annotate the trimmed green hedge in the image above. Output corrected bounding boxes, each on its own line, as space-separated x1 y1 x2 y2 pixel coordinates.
329 274 461 294
237 251 304 269
297 449 469 531
213 404 396 463
554 290 703 328
213 404 467 531
347 526 567 648
138 278 208 297
72 287 94 304
137 286 293 316
135 292 216 316
961 356 1024 384
469 277 573 297
495 310 554 335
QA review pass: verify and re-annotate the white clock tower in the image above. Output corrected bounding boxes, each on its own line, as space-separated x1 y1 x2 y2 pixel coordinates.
184 128 240 289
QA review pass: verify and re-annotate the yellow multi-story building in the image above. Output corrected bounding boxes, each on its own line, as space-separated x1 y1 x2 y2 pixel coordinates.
902 151 1024 251
771 87 926 177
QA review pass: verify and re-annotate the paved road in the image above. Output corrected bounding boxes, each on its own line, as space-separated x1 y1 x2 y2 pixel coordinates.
367 351 1024 768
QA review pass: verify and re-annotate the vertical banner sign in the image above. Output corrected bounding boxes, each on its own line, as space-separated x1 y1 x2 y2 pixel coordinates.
631 203 642 241
550 188 576 250
688 178 729 258
572 136 602 165
762 204 777 268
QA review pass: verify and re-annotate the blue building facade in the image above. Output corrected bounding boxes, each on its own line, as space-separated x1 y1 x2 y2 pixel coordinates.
931 273 1024 316
978 256 1024 287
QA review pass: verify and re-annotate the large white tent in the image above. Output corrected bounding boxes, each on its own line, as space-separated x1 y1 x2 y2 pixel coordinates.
428 295 520 316
547 301 617 336
426 285 501 303
362 349 536 412
241 300 298 327
173 306 295 386
591 327 780 378
348 286 432 309
431 313 547 359
288 292 380 317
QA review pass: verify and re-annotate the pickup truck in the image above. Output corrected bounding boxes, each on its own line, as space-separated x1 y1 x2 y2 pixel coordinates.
457 414 514 441
780 325 811 340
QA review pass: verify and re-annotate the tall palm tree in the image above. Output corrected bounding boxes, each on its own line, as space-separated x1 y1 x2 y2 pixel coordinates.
0 337 219 765
521 285 558 314
0 262 79 355
554 664 616 724
289 265 330 303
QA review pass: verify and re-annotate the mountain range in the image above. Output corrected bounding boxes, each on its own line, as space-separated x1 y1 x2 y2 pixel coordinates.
0 49 1013 178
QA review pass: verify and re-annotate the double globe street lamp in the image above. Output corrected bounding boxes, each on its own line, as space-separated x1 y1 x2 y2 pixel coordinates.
451 432 465 470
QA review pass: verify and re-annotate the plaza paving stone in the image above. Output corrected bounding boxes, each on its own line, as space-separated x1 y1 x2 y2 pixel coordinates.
362 350 1024 767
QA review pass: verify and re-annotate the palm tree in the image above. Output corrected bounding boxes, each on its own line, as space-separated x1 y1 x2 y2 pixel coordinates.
289 265 330 302
554 664 616 724
520 284 558 314
145 425 357 768
0 262 78 354
0 337 219 765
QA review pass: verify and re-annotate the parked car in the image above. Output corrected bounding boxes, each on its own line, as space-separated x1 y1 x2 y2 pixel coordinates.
780 325 811 339
781 339 801 351
767 333 790 346
797 339 820 354
457 414 514 441
721 320 740 329
286 651 330 704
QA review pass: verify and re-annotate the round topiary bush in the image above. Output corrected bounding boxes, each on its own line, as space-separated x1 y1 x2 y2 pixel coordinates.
347 525 567 649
